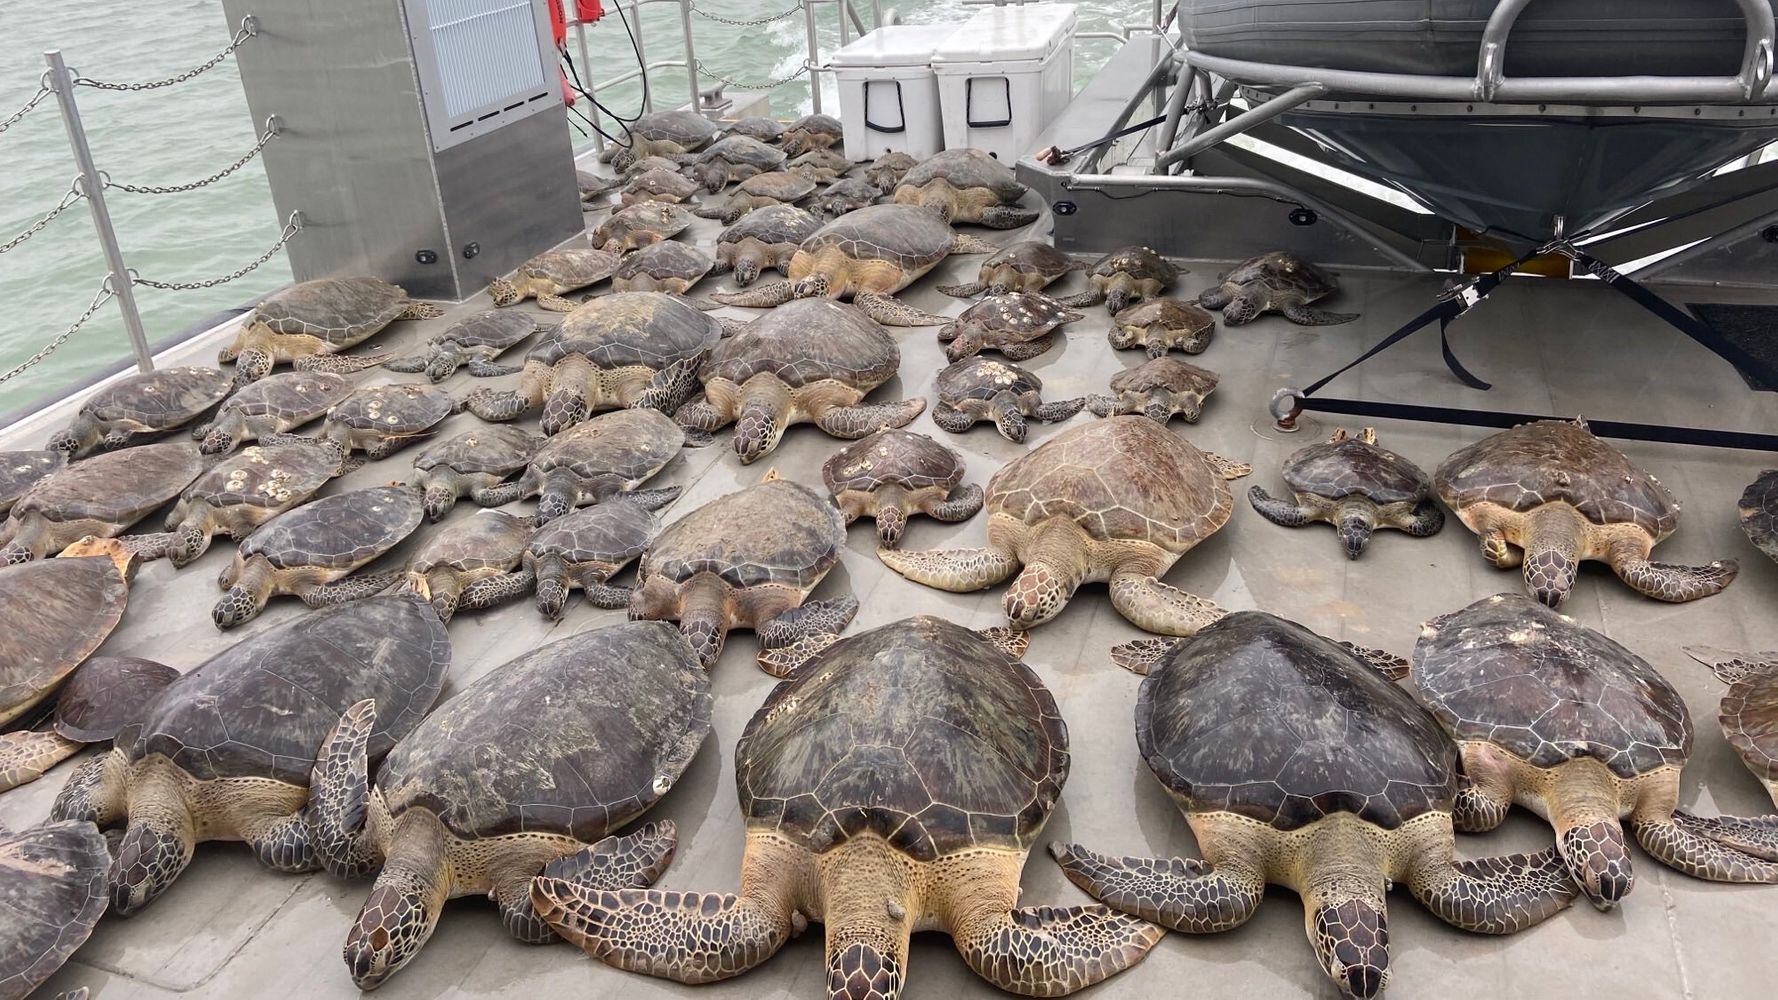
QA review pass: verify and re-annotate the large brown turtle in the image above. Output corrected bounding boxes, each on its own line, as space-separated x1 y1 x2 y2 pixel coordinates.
0 819 108 1000
1250 427 1443 558
1 655 178 794
1085 357 1221 426
1199 251 1357 325
219 277 440 386
936 291 1080 362
602 110 720 170
162 438 348 567
863 150 917 192
1057 247 1181 314
937 239 1083 298
49 594 449 914
1684 645 1778 816
317 382 460 460
780 112 842 157
695 171 818 225
806 177 882 220
307 620 710 988
383 309 538 381
195 371 353 455
610 240 715 298
1435 418 1735 606
475 491 677 619
488 248 620 311
717 116 786 145
533 615 1161 1000
691 134 788 192
409 425 542 522
1055 612 1577 999
0 538 134 743
0 452 64 519
621 167 702 206
48 366 233 458
788 148 851 184
472 407 685 522
892 148 1037 229
931 357 1083 443
823 429 983 548
591 202 694 253
674 299 925 463
710 205 998 326
1108 298 1216 356
712 204 822 287
1413 593 1778 909
880 416 1249 633
1737 468 1778 564
399 509 533 623
0 441 204 563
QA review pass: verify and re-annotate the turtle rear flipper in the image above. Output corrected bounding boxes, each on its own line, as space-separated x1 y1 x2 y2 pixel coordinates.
307 700 379 879
854 291 949 327
1108 572 1226 637
0 730 81 792
1631 817 1778 883
1281 304 1360 326
877 545 1020 592
1408 846 1579 933
1108 637 1180 676
1683 645 1778 684
457 568 536 613
1673 812 1778 862
301 569 404 608
531 879 799 984
1249 485 1312 526
1048 842 1263 932
950 900 1161 995
756 595 859 677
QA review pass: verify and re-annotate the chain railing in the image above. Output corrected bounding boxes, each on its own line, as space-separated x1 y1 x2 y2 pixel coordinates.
689 1 804 26
0 84 50 137
72 17 257 92
106 116 281 195
133 212 303 291
0 281 115 386
0 181 83 256
694 60 811 92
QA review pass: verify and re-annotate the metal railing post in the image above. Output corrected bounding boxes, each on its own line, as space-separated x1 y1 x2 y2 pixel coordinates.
678 0 701 113
575 21 606 152
631 2 653 113
43 49 153 374
871 0 882 29
804 0 823 114
1152 81 1326 171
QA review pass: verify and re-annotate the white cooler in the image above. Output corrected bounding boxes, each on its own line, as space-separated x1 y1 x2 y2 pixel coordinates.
829 25 956 161
932 4 1076 162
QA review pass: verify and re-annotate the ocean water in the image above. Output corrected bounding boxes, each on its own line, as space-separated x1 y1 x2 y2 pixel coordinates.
0 0 1140 408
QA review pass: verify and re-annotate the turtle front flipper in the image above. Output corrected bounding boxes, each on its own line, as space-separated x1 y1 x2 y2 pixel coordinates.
1054 287 1104 309
1108 637 1180 676
300 569 404 608
877 545 1020 592
1249 485 1313 527
294 352 390 376
1630 816 1778 883
458 568 536 614
951 901 1160 996
307 700 381 879
465 387 536 423
936 279 987 297
1033 396 1085 425
1407 845 1578 934
1197 284 1233 310
924 482 984 524
0 730 82 792
51 750 129 825
342 810 452 989
1673 812 1778 861
975 206 1041 230
1605 537 1738 602
1399 499 1445 538
814 397 927 439
635 355 705 415
464 358 523 378
756 595 859 676
501 821 681 943
382 354 429 374
1048 842 1264 932
1281 304 1361 326
854 291 950 327
110 774 199 914
712 280 797 309
532 882 798 984
1108 569 1226 637
1683 645 1778 684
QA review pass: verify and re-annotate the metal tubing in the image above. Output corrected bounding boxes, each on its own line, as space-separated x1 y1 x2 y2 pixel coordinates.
839 0 851 46
678 0 700 114
574 21 605 153
1082 51 1175 173
870 0 882 29
1154 82 1327 170
43 50 153 373
804 0 823 114
631 2 652 113
844 0 868 39
1151 52 1199 174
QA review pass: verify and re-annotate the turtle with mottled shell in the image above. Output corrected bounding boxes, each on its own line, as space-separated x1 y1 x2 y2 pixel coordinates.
49 595 449 914
48 366 233 458
0 441 204 563
938 239 1083 297
806 177 882 220
1736 469 1778 564
488 248 621 311
1249 427 1442 558
409 424 542 521
937 291 1080 362
474 408 685 522
1684 645 1778 820
931 357 1084 443
162 439 349 567
1109 298 1216 356
0 452 64 518
712 204 822 287
1086 357 1222 425
1435 418 1735 606
384 310 538 382
787 148 852 183
398 509 533 623
576 169 621 203
822 429 983 548
1055 612 1577 999
0 539 134 744
219 277 440 386
893 148 1037 229
534 615 1161 1000
695 171 817 225
691 134 788 192
317 383 460 460
623 154 692 179
496 492 677 619
1200 251 1356 325
0 655 178 793
622 167 702 206
0 820 108 1000
600 109 719 170
591 202 694 254
780 112 842 157
718 116 786 145
195 371 353 454
1056 246 1181 314
611 240 715 298
881 416 1250 633
863 150 917 192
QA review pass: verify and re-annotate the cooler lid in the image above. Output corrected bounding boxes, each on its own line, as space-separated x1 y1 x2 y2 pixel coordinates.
830 25 960 68
933 4 1077 63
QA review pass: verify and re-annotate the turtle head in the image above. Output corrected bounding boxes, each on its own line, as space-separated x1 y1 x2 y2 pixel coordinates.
732 254 762 287
212 558 276 629
1003 521 1087 628
793 271 837 300
875 504 907 548
1221 289 1264 326
199 417 240 455
1310 899 1390 998
1335 499 1376 560
111 815 196 916
733 397 788 465
486 277 523 307
533 557 570 620
343 863 446 989
1559 820 1634 910
823 837 913 1000
1104 282 1135 315
167 513 213 569
47 421 90 458
423 350 463 383
230 347 275 389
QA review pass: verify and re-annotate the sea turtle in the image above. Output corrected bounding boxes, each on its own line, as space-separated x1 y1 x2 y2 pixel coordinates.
1737 468 1778 564
1108 298 1216 356
675 298 926 464
398 509 534 623
409 424 543 521
931 357 1084 443
710 204 998 326
694 171 817 225
211 485 425 628
0 538 133 731
499 491 678 619
610 240 715 298
48 366 233 458
0 441 204 563
621 167 702 206
49 594 449 914
718 116 786 145
1056 246 1181 314
194 371 353 454
219 277 440 386
0 655 178 794
806 177 882 220
1434 418 1735 606
316 382 460 459
1054 612 1578 999
383 310 538 382
893 148 1038 229
936 291 1081 362
1199 251 1357 326
601 110 719 170
623 154 693 179
591 202 694 253
488 248 621 311
880 416 1250 633
711 204 822 287
1086 357 1222 425
786 148 852 183
780 112 843 157
576 168 621 203
0 820 108 1000
1684 646 1778 814
822 429 983 548
162 439 349 567
472 407 685 523
308 619 710 988
863 150 918 193
691 134 788 192
1412 592 1778 908
627 472 856 670
0 452 64 518
533 615 1162 999
937 239 1083 297
465 292 723 433
1249 427 1443 559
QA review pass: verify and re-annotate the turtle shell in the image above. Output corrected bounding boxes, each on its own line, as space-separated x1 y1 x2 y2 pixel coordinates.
1140 611 1456 831
985 240 1076 279
529 407 684 481
1413 593 1692 778
864 151 919 191
412 425 540 477
822 429 966 495
176 441 338 513
989 416 1233 551
0 550 129 724
717 204 821 248
785 113 842 139
1282 436 1430 505
802 204 957 273
641 478 844 590
1226 251 1338 298
377 620 710 841
629 109 719 148
240 485 423 569
210 371 351 425
538 292 723 371
1108 357 1219 396
899 148 1026 202
77 366 231 431
528 499 659 568
0 452 65 516
937 357 1043 403
11 440 203 525
0 820 108 1000
592 203 693 246
52 656 179 742
433 310 536 351
1737 469 1778 562
254 277 414 343
953 292 1075 339
123 595 448 784
327 383 456 434
738 616 1066 859
627 168 701 199
1113 298 1214 334
1434 420 1679 537
808 178 880 216
719 117 786 144
576 169 620 200
703 298 898 390
614 241 714 284
525 248 621 286
1090 246 1177 283
698 134 786 169
1719 668 1778 782
737 171 816 201
409 509 533 576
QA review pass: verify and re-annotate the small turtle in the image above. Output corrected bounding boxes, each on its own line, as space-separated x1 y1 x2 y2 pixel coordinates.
316 382 460 459
0 441 204 563
488 247 621 311
881 416 1250 633
785 147 852 183
310 620 709 988
1434 418 1735 606
1086 357 1222 425
504 491 676 618
780 112 843 157
711 204 821 287
1056 612 1577 999
194 371 353 454
1108 298 1216 356
383 310 536 383
0 655 178 794
162 439 349 567
0 820 108 1000
611 240 715 298
0 452 64 518
621 167 702 206
676 298 926 464
51 594 449 914
863 150 918 192
937 239 1083 297
1200 251 1358 326
534 616 1161 999
211 485 425 628
48 366 233 458
465 292 723 433
474 407 686 522
892 147 1037 229
691 134 788 192
1737 468 1778 563
936 291 1081 362
398 508 534 623
409 424 543 521
627 472 856 670
711 204 998 326
822 429 983 548
219 277 440 386
1414 593 1778 908
622 154 692 179
805 176 882 220
694 171 817 225
931 357 1084 443
591 202 694 253
1684 646 1778 816
575 168 621 203
0 539 133 730
601 109 719 170
1056 246 1182 314
1249 427 1443 558
718 115 786 145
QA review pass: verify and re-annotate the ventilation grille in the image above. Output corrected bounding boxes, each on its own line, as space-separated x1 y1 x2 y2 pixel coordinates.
406 0 559 151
